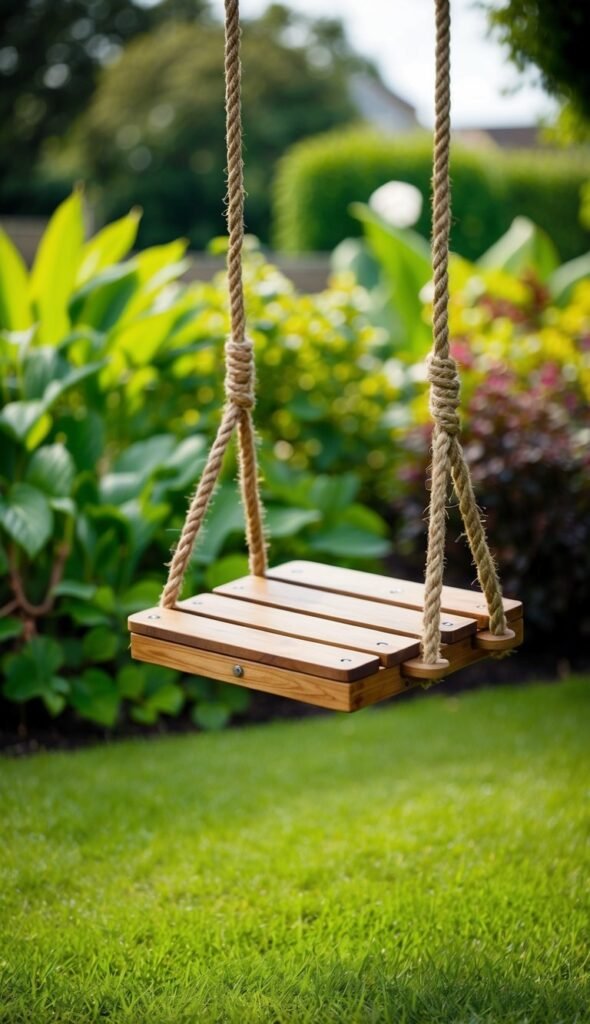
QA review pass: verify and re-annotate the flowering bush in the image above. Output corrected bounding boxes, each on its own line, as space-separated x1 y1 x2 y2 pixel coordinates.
398 261 590 648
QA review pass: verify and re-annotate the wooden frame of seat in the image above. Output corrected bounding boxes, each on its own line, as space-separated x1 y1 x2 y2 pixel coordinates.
129 561 523 712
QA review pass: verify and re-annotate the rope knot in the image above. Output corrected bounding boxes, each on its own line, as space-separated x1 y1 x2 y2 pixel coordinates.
427 354 461 435
225 336 255 410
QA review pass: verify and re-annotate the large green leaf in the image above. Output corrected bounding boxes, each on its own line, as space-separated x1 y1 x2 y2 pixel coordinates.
82 626 119 663
113 434 176 477
30 190 85 344
478 217 559 281
0 228 32 330
548 251 590 305
308 524 392 559
0 361 104 448
265 506 321 538
111 308 182 366
26 444 75 497
352 202 432 355
0 616 23 643
205 553 250 589
0 482 53 557
0 400 51 446
191 484 245 565
69 668 120 727
70 263 140 332
76 208 142 285
3 636 65 710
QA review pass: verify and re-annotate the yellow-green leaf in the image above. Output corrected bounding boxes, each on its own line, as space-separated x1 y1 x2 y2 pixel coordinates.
76 208 142 286
30 190 84 344
0 228 32 330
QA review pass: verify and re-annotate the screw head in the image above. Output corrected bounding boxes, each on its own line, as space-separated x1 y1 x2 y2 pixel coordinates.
190 599 202 606
147 613 161 620
389 588 403 594
340 657 352 663
233 665 244 678
376 641 390 647
442 620 454 627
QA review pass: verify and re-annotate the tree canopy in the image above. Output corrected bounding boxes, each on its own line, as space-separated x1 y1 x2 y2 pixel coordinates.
487 1 590 120
76 6 364 245
0 0 210 176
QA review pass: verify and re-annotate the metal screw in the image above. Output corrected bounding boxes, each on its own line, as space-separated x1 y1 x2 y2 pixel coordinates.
389 588 403 594
442 621 454 627
476 604 486 609
147 613 161 620
232 585 244 591
190 599 202 606
233 665 244 678
376 641 390 647
340 657 352 663
290 568 303 574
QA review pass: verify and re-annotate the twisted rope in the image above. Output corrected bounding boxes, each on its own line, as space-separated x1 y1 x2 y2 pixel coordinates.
421 0 507 664
161 0 266 609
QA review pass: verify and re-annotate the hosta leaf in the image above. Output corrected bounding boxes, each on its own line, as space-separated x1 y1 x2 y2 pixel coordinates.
111 308 181 366
143 682 184 717
0 616 23 643
265 506 321 538
117 664 145 699
26 444 75 497
113 434 176 477
0 228 33 330
76 208 142 285
205 554 250 590
117 580 162 615
3 636 64 702
56 411 105 471
53 579 97 600
82 626 118 663
70 263 140 332
69 668 120 727
478 216 559 281
548 251 590 305
30 190 84 343
22 347 60 400
308 525 392 559
191 484 244 565
0 483 53 557
192 700 231 731
0 400 50 444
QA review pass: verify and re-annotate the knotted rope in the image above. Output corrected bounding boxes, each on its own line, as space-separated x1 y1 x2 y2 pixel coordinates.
421 0 507 664
161 0 266 608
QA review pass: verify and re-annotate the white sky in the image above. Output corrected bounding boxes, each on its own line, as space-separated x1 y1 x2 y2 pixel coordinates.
211 0 556 128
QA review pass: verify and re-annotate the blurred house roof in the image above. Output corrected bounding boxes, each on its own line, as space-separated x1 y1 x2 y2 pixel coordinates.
455 125 542 149
350 73 419 133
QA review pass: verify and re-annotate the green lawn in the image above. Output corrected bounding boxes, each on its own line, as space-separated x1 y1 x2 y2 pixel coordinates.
1 679 588 1024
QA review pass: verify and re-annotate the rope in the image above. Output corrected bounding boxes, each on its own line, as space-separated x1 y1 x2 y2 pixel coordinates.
161 0 266 609
421 0 507 664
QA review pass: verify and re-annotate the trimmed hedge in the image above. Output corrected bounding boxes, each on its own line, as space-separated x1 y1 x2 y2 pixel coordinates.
272 129 590 261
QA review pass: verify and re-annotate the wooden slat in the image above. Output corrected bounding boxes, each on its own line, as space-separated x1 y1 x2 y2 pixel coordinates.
267 561 522 628
214 576 477 643
130 633 407 712
128 607 379 682
177 592 421 667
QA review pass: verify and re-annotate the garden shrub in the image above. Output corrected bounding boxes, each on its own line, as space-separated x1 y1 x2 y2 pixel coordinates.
272 128 590 262
396 260 590 648
0 193 395 730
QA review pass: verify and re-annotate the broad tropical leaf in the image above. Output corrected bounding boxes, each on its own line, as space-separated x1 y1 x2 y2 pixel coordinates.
0 228 32 330
29 190 84 344
0 482 53 557
76 208 142 285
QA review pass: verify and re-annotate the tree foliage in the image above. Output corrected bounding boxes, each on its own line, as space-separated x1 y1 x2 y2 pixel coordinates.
76 5 362 245
0 0 210 177
487 1 590 119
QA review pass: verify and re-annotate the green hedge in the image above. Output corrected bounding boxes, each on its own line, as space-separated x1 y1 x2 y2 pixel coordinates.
272 129 590 261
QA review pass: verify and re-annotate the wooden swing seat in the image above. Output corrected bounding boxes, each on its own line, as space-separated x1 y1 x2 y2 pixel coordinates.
129 560 523 713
